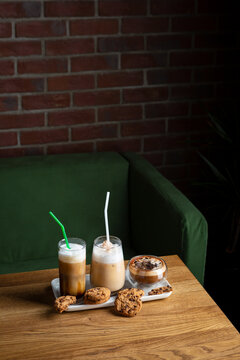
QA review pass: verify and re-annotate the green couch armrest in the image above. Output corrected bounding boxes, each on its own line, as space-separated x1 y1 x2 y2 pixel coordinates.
123 152 208 285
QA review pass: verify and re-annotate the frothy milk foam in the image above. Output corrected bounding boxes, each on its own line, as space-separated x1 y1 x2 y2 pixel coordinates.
58 243 86 263
92 243 123 263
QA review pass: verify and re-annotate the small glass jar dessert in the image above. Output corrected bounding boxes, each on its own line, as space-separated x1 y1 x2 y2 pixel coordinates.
127 255 167 286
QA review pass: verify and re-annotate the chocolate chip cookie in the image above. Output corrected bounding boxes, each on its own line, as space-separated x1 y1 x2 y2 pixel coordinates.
114 293 142 317
148 285 172 295
84 287 111 304
54 295 77 313
118 288 144 298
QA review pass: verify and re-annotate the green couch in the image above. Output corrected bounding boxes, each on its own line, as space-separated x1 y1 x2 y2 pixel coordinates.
0 152 207 284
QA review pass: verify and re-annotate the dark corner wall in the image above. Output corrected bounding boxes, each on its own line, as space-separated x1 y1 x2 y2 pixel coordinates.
0 0 239 197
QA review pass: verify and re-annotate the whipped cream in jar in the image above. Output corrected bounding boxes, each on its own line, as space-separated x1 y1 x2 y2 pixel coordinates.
127 255 167 286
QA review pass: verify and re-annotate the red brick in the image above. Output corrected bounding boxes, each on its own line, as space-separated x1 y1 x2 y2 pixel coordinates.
147 35 192 50
46 39 94 56
71 55 118 72
123 87 168 103
0 23 12 38
121 120 165 137
21 128 68 145
99 0 147 16
45 1 94 17
151 0 194 14
0 2 41 18
70 19 118 36
16 20 66 38
0 60 14 75
96 138 141 152
144 134 187 151
47 142 94 155
0 41 41 57
167 118 190 133
74 90 120 107
98 36 144 52
98 105 142 122
0 132 17 147
171 85 214 100
0 78 44 94
146 102 189 118
147 69 192 85
0 113 44 129
22 93 70 110
172 16 217 32
122 17 169 33
98 71 143 88
72 124 118 141
48 109 95 126
122 53 167 69
170 51 215 66
18 58 68 74
48 74 94 91
0 96 18 112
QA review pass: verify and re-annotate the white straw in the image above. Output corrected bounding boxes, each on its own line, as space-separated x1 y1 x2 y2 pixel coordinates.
104 191 111 244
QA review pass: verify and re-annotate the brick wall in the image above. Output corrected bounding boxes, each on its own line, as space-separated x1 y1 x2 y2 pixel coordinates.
0 0 238 193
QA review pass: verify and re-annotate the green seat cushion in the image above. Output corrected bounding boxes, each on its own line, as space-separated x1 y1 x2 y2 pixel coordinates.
0 152 130 274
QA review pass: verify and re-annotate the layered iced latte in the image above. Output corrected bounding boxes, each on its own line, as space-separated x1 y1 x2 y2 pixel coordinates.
90 236 125 292
58 238 86 297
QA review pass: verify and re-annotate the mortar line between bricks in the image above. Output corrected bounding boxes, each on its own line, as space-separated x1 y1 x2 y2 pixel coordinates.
94 107 98 123
118 17 121 34
65 19 70 37
0 70 222 80
0 100 214 115
1 120 174 132
0 139 96 150
16 131 20 146
95 0 98 17
40 0 44 18
11 21 15 39
0 50 219 61
18 94 22 111
0 14 216 22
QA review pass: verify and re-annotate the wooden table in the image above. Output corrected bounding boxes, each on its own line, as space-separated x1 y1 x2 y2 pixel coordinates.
0 255 239 359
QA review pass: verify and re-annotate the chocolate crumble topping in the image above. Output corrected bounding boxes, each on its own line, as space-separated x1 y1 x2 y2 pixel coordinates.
133 256 162 270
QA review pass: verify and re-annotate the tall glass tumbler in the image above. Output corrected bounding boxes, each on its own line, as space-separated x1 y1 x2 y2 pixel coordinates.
58 238 86 297
90 236 125 292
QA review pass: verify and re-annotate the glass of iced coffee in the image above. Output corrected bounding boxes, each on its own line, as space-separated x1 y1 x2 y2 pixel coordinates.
90 236 125 292
58 238 86 297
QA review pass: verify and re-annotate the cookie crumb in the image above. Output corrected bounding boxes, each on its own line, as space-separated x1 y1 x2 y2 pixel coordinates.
148 285 173 295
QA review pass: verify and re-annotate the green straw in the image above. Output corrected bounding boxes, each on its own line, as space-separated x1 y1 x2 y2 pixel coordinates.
49 211 71 249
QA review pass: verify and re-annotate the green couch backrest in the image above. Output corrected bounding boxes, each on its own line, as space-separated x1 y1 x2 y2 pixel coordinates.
0 152 129 266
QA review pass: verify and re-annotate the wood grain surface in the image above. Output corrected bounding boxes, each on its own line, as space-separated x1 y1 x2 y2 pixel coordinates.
0 255 239 360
